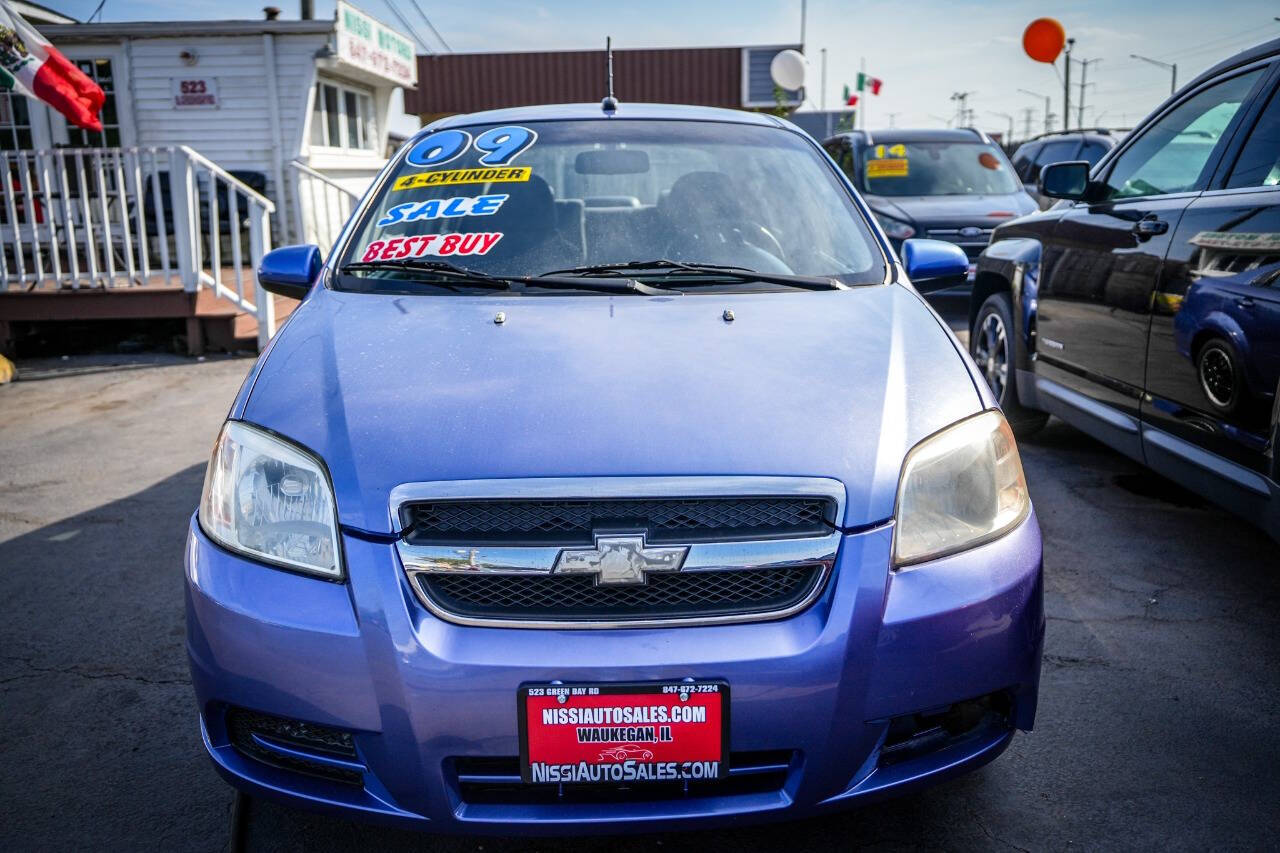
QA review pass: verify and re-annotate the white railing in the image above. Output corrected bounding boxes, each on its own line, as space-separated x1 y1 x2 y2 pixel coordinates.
289 159 360 254
0 145 277 347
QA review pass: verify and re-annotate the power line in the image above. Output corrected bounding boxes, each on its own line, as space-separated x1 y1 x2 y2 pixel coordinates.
409 0 452 53
381 0 433 54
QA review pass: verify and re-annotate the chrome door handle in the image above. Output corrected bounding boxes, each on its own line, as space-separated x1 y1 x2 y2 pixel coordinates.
1132 218 1168 236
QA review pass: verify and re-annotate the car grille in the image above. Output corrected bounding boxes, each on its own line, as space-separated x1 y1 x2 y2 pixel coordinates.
418 565 824 624
926 227 993 260
399 496 834 546
451 750 796 805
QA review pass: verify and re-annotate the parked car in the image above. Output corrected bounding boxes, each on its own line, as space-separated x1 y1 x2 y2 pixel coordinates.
822 128 1038 285
1010 129 1123 208
188 102 1044 834
969 37 1280 541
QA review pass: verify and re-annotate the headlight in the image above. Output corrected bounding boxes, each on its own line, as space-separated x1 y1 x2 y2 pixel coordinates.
893 410 1030 566
873 211 916 240
199 420 342 578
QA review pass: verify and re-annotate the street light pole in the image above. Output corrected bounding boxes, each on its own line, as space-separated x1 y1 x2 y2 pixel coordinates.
1131 53 1177 96
820 47 827 110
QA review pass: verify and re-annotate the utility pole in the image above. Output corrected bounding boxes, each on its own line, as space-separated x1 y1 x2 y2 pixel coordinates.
1019 89 1052 133
1021 107 1034 139
951 91 975 127
1077 58 1101 127
800 0 806 52
1062 37 1075 131
989 111 1015 145
1130 53 1177 95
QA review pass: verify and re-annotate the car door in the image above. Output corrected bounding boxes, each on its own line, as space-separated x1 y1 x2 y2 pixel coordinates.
1033 67 1269 457
1145 62 1280 497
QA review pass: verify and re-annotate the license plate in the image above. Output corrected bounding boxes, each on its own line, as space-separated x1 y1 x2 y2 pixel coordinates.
518 680 728 784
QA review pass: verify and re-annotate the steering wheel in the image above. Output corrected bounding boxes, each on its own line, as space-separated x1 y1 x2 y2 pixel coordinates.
665 219 787 267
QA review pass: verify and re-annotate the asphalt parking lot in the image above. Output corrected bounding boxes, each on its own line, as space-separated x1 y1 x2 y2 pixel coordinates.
2 303 1278 851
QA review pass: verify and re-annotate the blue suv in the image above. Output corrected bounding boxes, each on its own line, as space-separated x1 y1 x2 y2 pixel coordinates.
823 128 1037 283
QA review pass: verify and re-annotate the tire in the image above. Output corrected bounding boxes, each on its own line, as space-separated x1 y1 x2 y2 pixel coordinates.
1196 336 1244 415
971 292 1049 438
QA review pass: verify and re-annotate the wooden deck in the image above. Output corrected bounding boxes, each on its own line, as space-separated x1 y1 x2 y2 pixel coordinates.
0 271 297 355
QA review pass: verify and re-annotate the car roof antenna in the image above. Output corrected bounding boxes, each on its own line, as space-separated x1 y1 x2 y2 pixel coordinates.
602 36 619 113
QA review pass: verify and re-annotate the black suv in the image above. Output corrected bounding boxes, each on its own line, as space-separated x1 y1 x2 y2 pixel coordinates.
970 37 1280 540
823 128 1037 283
1010 129 1122 208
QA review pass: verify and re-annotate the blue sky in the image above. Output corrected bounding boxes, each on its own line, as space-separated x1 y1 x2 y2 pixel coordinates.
47 0 1280 137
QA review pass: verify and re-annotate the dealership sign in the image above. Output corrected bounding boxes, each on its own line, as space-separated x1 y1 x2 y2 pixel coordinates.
335 1 417 88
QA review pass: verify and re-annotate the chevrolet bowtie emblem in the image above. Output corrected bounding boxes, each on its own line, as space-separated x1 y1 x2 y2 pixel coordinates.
553 534 689 585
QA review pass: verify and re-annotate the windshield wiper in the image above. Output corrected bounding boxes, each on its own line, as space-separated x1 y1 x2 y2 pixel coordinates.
542 259 845 291
341 258 676 296
340 259 512 289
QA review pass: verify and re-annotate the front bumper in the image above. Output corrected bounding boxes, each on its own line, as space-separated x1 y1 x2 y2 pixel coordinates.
186 510 1043 834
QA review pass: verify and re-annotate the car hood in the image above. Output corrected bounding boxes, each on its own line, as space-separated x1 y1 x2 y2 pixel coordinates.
241 285 982 532
868 193 1037 229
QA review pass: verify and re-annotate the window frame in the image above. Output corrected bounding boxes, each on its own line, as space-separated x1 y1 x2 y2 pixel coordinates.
309 77 379 152
1090 61 1273 204
0 89 34 151
1210 59 1280 192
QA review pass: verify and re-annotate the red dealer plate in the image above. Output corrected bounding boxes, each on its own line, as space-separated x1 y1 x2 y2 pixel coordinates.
518 680 729 785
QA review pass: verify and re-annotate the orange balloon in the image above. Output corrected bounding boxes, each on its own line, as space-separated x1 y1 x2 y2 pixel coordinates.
1023 18 1066 64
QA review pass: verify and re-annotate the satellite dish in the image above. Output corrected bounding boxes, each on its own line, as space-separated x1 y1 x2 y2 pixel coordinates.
770 49 807 91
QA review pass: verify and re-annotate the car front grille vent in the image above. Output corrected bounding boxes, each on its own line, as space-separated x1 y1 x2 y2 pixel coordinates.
226 707 364 787
399 497 834 547
419 565 823 624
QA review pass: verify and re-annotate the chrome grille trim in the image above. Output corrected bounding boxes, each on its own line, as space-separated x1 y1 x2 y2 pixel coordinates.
389 476 845 629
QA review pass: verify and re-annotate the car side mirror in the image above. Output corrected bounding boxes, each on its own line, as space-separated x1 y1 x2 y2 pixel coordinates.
258 244 322 300
902 238 970 293
1039 160 1091 201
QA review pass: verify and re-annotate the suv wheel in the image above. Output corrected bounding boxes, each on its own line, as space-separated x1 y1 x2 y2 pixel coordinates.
971 292 1049 438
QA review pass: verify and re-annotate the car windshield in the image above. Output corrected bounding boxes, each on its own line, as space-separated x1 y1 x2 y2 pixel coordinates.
860 141 1021 197
336 118 884 292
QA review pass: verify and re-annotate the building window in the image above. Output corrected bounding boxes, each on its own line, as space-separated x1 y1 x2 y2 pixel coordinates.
0 90 33 150
310 79 377 151
64 58 121 147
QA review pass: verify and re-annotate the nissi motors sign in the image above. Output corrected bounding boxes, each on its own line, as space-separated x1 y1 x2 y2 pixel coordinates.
335 1 417 88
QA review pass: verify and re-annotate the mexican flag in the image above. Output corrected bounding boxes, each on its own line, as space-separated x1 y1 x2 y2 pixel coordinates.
0 0 104 131
857 72 883 96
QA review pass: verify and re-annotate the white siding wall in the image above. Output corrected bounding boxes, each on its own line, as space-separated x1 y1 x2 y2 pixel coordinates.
124 33 323 240
37 33 395 248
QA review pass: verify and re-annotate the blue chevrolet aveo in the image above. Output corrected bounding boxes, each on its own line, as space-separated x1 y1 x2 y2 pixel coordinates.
187 102 1044 834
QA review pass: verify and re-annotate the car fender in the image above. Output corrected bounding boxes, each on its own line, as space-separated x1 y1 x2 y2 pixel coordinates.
971 238 1042 378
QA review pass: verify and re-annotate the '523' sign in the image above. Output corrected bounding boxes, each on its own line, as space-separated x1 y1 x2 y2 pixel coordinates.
405 125 537 169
